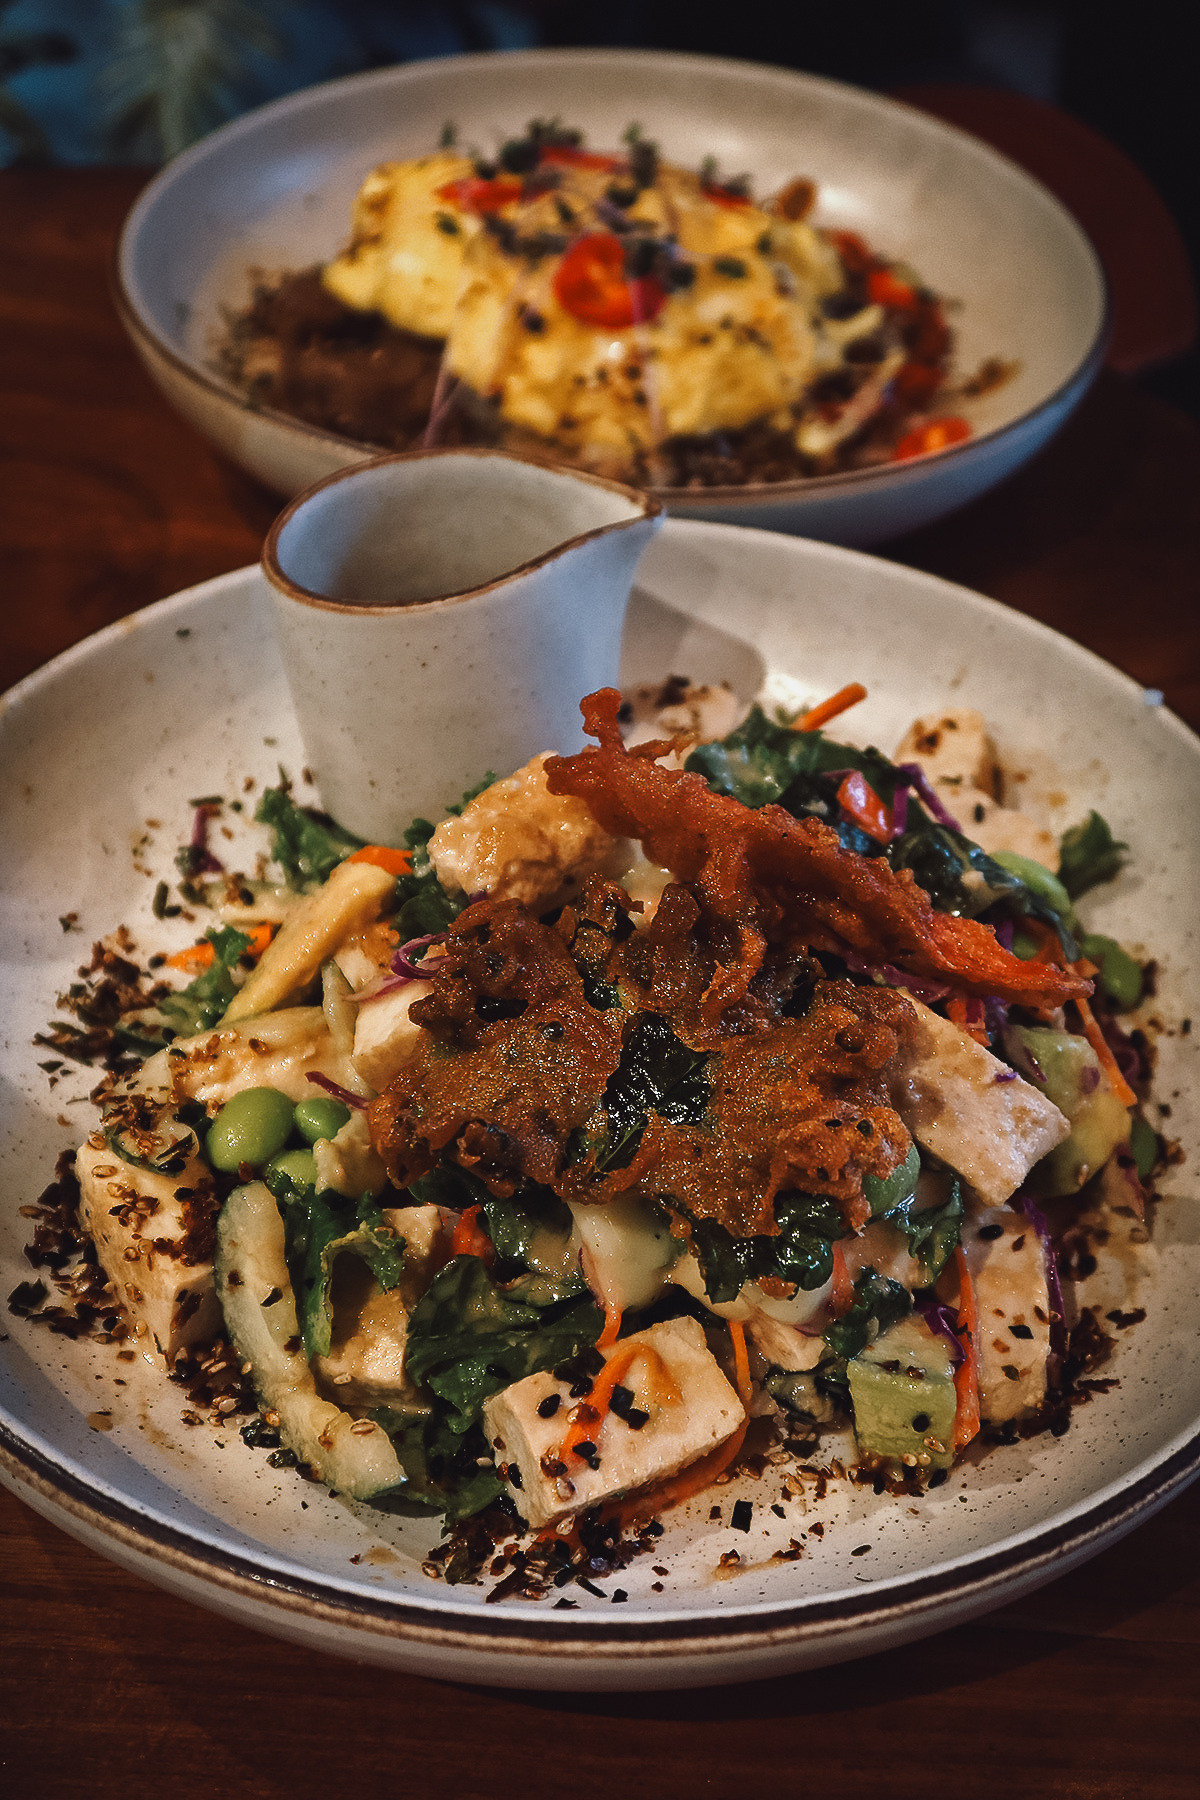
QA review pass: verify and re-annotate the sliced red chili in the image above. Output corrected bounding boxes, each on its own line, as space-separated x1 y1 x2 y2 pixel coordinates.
867 266 918 310
836 771 894 843
437 176 523 214
553 232 666 328
540 145 625 172
893 417 972 461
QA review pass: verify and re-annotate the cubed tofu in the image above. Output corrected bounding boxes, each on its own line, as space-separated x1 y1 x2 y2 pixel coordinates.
428 751 619 908
311 1203 451 1405
891 1000 1070 1205
894 708 998 800
961 798 1057 870
76 1135 222 1363
482 1316 745 1529
744 1310 826 1373
959 1204 1052 1421
351 977 435 1090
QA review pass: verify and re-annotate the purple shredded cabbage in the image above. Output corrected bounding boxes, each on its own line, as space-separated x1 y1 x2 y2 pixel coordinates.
188 804 224 875
1095 1010 1145 1085
353 972 415 1005
992 919 1015 952
1014 1192 1066 1355
890 785 909 839
390 930 447 981
994 1069 1018 1083
896 762 962 833
840 951 952 1003
305 1073 368 1111
916 1296 965 1367
984 995 1010 1040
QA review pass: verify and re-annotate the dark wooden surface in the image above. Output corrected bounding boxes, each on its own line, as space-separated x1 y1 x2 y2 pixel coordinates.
3 165 1200 1798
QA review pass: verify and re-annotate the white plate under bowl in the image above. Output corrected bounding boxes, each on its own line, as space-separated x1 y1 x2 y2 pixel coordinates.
1 522 1195 1689
115 48 1107 547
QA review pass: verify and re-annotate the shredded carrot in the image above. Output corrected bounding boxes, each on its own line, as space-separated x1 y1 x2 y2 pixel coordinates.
346 845 413 876
165 941 214 973
451 1203 493 1263
559 1340 681 1464
867 266 917 310
952 1246 981 1449
830 1240 855 1317
245 921 276 960
947 994 989 1046
836 770 893 843
596 1297 623 1349
794 682 868 734
728 1318 751 1409
1073 985 1137 1108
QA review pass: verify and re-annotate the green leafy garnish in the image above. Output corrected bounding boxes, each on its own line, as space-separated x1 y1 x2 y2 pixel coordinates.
883 1176 963 1286
585 1012 711 1172
268 1170 407 1359
823 1268 912 1360
369 1411 504 1520
159 926 252 1037
1058 811 1128 900
392 775 493 938
684 1191 848 1305
404 1256 603 1435
255 784 365 890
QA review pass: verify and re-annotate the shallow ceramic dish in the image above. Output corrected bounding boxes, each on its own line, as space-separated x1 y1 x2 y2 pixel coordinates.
115 48 1107 547
2 521 1196 1690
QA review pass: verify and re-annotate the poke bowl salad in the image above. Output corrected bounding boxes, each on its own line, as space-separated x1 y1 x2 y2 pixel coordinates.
223 115 999 495
13 664 1171 1604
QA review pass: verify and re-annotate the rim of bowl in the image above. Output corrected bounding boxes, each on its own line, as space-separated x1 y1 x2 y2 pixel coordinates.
4 1412 1198 1664
112 47 1112 506
262 446 661 614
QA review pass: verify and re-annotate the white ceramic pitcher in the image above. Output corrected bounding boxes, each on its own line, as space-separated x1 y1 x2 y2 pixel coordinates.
262 448 662 843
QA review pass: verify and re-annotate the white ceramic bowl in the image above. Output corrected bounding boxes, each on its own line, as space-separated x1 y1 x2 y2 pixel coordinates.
2 522 1196 1689
115 48 1107 546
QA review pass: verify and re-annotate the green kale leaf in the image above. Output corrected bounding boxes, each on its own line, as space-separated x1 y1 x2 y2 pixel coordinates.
589 1011 712 1172
368 1412 504 1520
883 1176 963 1286
159 925 251 1037
391 775 492 937
1057 810 1129 900
686 705 900 812
404 1255 603 1434
823 1268 912 1360
255 783 365 890
682 1191 848 1305
268 1170 407 1359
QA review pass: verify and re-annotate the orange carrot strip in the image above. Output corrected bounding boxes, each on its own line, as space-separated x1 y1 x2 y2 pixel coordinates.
952 1246 981 1450
347 845 413 875
794 682 868 733
165 941 214 973
947 994 989 1047
451 1203 493 1262
559 1341 681 1464
836 770 893 843
728 1319 751 1411
596 1297 623 1349
1073 987 1137 1108
830 1240 855 1317
245 921 276 960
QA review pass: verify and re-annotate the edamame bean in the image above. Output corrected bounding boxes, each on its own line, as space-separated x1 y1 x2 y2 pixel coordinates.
1079 932 1143 1011
206 1086 295 1172
292 1096 352 1145
989 851 1077 926
265 1147 318 1194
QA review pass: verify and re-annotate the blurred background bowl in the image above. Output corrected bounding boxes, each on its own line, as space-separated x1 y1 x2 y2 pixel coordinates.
115 47 1107 546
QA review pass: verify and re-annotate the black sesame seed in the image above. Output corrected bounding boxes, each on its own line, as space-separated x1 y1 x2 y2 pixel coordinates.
928 1467 949 1486
851 1544 871 1556
537 1394 561 1419
771 1504 786 1518
912 1412 931 1431
979 1223 1004 1239
1076 1252 1098 1277
541 1021 564 1040
578 1578 606 1598
1009 1323 1034 1339
731 1500 753 1533
508 1464 524 1488
856 1119 873 1136
714 256 747 278
1002 1365 1021 1381
611 1589 629 1603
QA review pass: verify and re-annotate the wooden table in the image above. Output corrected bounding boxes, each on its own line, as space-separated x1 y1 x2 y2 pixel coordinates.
3 168 1199 1799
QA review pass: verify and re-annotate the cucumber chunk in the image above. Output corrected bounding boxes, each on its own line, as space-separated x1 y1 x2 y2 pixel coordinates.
214 1182 404 1500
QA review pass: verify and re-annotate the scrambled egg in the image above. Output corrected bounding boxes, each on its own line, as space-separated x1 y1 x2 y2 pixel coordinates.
321 144 852 467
